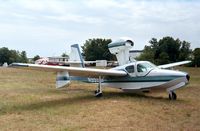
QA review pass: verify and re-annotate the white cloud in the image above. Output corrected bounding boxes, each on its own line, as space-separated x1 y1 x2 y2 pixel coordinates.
45 14 104 24
0 0 199 57
85 0 125 9
15 0 70 14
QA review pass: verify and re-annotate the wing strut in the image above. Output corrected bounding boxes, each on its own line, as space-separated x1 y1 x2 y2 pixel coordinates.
95 76 103 97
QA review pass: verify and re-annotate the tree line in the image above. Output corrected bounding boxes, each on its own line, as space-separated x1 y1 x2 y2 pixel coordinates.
137 37 191 64
137 37 200 67
1 36 200 67
81 37 200 67
0 47 28 65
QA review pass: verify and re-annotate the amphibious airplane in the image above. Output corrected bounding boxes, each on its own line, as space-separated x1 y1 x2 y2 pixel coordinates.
10 38 191 100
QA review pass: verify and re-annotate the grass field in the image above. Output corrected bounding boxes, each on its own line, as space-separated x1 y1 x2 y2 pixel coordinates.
0 67 199 131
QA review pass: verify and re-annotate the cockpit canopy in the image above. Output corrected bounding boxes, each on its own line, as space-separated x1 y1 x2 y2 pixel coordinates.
125 61 157 75
137 62 157 72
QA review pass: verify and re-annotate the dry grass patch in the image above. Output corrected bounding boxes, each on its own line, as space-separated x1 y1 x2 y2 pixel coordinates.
0 67 199 131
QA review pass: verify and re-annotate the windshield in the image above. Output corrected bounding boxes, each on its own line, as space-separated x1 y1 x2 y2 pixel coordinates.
125 65 134 73
137 62 157 72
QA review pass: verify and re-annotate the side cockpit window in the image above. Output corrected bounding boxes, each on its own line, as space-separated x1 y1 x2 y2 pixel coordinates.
137 64 147 72
125 65 135 73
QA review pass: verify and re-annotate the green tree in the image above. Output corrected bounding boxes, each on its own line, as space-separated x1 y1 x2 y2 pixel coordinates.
0 47 11 65
82 38 116 61
137 45 155 63
33 55 40 61
156 37 180 62
137 38 159 63
193 48 200 67
0 47 29 65
20 51 28 63
156 52 170 65
149 38 159 51
178 41 192 61
137 37 191 65
61 53 69 58
9 50 21 63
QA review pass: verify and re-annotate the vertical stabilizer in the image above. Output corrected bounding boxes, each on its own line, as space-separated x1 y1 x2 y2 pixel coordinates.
69 44 85 67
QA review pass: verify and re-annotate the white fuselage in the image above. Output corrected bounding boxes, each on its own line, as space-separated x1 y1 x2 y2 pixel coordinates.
98 61 189 93
70 61 189 93
102 70 188 92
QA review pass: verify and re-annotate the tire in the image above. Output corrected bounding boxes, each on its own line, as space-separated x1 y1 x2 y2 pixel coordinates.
95 92 102 97
169 92 177 100
169 94 172 100
172 92 177 100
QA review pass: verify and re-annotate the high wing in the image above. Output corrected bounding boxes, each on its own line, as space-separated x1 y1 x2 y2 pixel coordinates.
158 61 191 69
10 63 127 78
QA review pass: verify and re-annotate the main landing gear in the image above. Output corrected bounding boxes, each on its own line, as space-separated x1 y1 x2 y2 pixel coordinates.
169 91 177 100
95 76 103 97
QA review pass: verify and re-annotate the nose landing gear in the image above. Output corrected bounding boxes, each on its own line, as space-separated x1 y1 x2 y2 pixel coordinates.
169 91 177 100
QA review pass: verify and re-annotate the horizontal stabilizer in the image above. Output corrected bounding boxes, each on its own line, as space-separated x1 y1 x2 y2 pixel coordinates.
56 71 70 88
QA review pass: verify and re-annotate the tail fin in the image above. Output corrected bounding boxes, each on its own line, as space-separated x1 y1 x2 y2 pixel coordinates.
69 44 85 67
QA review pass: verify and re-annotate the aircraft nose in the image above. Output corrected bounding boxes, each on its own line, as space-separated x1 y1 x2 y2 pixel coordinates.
186 74 190 82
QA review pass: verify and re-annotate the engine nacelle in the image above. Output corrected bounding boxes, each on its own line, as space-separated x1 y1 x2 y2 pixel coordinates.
108 37 134 66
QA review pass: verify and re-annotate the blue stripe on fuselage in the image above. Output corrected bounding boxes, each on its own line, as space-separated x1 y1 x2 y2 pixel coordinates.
103 75 182 83
70 75 183 83
70 76 90 83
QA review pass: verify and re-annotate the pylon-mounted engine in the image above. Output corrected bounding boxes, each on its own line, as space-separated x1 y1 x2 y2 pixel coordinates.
108 37 134 65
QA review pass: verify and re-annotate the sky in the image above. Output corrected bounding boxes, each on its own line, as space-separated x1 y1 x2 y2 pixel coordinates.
0 0 199 57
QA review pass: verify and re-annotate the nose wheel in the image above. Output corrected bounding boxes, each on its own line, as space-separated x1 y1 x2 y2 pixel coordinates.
169 91 177 100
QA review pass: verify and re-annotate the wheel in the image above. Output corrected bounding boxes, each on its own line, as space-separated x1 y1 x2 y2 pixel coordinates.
172 92 177 100
95 92 103 97
169 94 172 100
94 90 99 94
169 92 177 100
